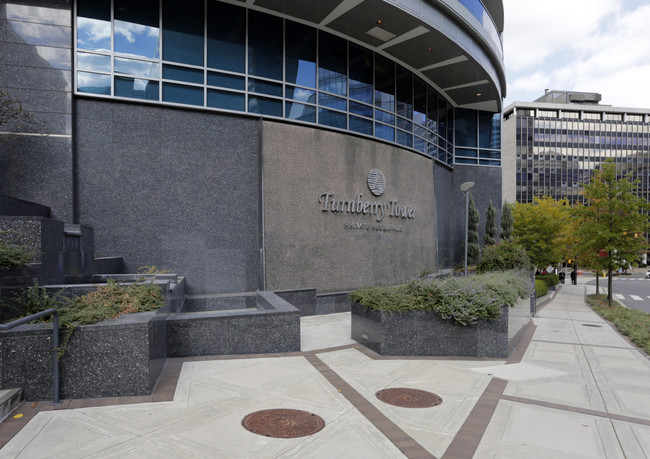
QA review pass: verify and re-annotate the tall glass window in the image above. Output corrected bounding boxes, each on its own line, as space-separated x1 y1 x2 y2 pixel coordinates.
77 0 111 52
162 0 204 66
114 0 159 59
207 2 246 73
349 43 373 104
248 11 283 80
286 21 316 89
374 54 394 113
318 32 347 96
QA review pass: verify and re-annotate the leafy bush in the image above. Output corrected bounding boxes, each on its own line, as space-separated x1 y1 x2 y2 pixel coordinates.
351 271 529 326
476 240 531 273
535 279 548 297
0 240 31 271
536 273 560 287
2 279 165 357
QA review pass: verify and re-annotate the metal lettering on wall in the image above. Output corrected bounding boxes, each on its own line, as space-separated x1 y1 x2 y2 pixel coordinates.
318 169 416 231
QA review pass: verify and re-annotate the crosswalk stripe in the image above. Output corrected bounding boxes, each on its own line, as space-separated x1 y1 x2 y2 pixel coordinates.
630 295 643 301
614 294 625 300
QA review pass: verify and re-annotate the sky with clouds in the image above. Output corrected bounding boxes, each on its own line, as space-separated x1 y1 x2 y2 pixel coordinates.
502 0 650 109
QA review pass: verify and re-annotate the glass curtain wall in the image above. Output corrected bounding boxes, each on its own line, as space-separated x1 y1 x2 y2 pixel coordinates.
75 0 501 167
515 110 650 204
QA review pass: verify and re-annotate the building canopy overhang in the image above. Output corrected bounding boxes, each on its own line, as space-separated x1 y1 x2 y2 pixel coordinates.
248 0 506 112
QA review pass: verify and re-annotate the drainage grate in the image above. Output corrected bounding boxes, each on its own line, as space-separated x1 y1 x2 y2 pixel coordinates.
242 409 325 438
376 388 443 408
582 324 603 328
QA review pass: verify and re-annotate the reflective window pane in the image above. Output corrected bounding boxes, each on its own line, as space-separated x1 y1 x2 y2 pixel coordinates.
350 116 372 135
319 93 346 111
249 96 282 116
397 129 412 148
349 43 372 103
286 21 316 88
375 109 394 125
77 71 111 94
427 88 438 135
455 108 477 148
456 148 477 158
208 89 245 111
318 32 347 96
319 108 346 129
163 64 203 84
479 112 501 149
285 86 316 104
162 0 204 66
207 1 245 73
414 136 426 153
413 76 426 126
350 101 372 118
375 123 394 142
248 11 283 80
78 52 111 72
248 79 283 97
114 0 159 59
397 117 413 132
115 57 160 77
115 76 159 100
162 82 203 106
374 54 394 112
456 157 477 165
208 72 245 90
396 65 412 119
286 102 316 123
77 0 111 53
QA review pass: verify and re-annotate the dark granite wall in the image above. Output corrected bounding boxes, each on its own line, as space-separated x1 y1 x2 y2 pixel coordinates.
74 99 262 295
0 1 74 221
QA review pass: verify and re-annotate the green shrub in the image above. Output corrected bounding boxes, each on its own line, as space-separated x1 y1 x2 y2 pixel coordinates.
535 279 548 297
476 240 531 273
0 240 31 271
351 270 529 326
536 273 560 287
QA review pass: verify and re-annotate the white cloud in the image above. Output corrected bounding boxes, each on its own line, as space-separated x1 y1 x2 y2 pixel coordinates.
503 0 650 109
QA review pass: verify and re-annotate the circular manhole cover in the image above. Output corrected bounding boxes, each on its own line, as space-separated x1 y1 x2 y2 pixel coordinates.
376 388 443 408
242 409 325 438
582 324 603 328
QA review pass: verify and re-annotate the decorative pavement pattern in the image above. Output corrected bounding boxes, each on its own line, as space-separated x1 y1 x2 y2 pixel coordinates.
1 283 650 458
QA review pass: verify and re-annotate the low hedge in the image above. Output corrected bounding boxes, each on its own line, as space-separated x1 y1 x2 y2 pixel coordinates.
536 273 560 287
535 279 548 297
350 270 529 326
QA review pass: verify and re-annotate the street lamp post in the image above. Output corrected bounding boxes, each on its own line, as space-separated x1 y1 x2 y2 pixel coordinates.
460 181 475 277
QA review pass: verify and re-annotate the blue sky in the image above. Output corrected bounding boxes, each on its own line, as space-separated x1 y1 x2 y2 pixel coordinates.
502 0 650 109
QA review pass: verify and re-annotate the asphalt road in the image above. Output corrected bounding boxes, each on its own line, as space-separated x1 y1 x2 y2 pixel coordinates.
584 271 650 313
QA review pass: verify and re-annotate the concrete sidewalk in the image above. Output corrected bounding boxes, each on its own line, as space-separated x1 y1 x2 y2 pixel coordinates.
1 284 649 458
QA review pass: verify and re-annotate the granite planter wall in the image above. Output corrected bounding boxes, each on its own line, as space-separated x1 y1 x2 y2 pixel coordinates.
351 303 513 358
0 306 168 401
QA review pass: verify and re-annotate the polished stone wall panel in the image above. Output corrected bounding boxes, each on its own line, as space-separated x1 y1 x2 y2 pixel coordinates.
262 121 437 293
75 99 261 294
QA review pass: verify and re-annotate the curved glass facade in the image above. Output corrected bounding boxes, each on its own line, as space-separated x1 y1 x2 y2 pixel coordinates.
74 0 501 167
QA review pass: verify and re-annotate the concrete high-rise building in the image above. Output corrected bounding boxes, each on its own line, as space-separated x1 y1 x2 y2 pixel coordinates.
1 0 506 296
503 90 650 205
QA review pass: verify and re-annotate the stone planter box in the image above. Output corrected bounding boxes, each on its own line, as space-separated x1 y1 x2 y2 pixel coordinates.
0 306 168 401
351 303 511 358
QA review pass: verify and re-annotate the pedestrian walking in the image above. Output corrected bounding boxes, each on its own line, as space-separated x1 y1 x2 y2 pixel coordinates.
570 270 577 285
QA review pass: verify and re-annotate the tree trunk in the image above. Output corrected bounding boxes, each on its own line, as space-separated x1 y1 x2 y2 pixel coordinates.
608 252 613 307
595 272 600 295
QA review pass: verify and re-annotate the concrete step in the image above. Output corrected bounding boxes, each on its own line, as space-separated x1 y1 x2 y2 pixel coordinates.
0 388 22 422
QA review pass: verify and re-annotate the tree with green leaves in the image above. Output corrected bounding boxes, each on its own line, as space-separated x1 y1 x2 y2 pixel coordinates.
513 196 571 268
500 201 513 241
572 160 649 307
467 194 481 265
484 199 497 245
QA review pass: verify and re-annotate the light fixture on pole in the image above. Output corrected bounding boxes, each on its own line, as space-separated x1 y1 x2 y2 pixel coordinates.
460 181 475 277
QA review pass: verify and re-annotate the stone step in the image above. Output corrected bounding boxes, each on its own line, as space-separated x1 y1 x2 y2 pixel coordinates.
0 389 22 422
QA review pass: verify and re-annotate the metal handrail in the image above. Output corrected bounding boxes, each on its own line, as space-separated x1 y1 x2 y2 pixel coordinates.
0 309 61 405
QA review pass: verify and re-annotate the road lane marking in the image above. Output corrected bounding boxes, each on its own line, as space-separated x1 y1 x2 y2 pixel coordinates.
614 294 625 300
630 295 643 301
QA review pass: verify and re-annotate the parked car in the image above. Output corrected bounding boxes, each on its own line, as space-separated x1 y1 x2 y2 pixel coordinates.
645 269 650 279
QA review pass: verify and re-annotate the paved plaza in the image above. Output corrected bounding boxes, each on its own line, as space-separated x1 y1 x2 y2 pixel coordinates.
1 282 649 458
